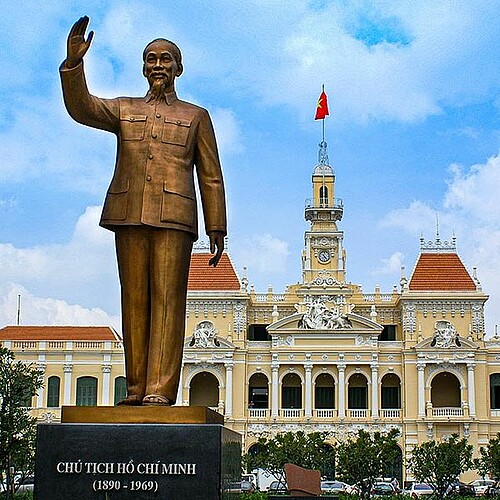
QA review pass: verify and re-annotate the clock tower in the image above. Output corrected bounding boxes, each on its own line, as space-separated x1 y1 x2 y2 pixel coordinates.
302 140 346 286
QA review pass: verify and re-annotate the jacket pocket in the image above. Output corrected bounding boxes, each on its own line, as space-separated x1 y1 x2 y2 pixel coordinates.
161 117 191 146
120 115 147 141
160 183 196 228
102 180 129 220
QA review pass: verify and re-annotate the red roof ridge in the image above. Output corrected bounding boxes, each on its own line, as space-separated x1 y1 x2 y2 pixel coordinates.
0 325 122 341
408 251 477 292
188 252 241 291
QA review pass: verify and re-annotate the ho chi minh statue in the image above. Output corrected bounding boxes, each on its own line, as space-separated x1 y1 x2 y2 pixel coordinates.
60 16 227 406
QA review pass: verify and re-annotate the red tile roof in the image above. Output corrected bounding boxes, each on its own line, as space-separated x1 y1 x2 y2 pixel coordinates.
0 326 121 341
409 253 477 291
188 253 240 291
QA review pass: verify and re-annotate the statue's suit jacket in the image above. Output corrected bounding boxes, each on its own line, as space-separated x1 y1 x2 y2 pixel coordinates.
60 62 226 238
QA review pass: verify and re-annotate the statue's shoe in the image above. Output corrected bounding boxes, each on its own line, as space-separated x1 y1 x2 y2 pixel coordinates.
117 395 143 406
142 394 173 406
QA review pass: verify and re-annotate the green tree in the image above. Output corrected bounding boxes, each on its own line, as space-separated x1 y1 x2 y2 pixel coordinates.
243 431 334 484
0 347 42 497
335 428 400 500
408 434 473 500
475 433 500 480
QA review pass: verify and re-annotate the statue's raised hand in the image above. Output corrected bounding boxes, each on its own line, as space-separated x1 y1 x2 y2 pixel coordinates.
65 16 94 69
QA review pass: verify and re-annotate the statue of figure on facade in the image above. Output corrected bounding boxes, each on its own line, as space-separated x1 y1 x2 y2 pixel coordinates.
430 320 461 348
60 16 227 406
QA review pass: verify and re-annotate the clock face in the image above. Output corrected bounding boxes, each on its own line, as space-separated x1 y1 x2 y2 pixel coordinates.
318 250 330 263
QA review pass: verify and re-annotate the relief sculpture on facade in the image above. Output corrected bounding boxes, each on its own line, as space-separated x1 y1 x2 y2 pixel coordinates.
298 298 353 330
189 321 220 348
430 320 461 348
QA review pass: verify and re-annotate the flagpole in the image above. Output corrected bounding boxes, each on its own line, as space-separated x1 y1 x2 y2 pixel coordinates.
321 84 325 143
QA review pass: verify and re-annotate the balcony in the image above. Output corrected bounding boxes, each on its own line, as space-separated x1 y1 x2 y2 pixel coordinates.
248 408 269 418
431 407 464 417
380 409 401 419
304 198 343 223
280 409 303 418
314 409 337 418
348 409 368 418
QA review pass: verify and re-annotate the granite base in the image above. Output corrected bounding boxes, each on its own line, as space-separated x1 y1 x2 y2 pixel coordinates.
35 422 241 500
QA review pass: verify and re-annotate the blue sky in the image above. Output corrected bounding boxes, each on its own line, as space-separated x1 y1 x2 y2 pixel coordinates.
1 1 500 334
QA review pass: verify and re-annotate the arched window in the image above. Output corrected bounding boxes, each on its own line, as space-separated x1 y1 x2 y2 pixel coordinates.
319 186 329 206
76 376 98 406
431 372 460 407
314 373 335 409
490 374 500 409
248 373 269 408
282 373 302 409
348 373 368 409
189 372 219 407
47 376 61 407
114 376 127 405
381 373 401 409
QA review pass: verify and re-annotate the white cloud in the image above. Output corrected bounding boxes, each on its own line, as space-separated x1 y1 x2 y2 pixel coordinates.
232 233 290 279
211 108 244 156
444 154 500 221
0 283 120 330
0 206 120 319
372 252 405 276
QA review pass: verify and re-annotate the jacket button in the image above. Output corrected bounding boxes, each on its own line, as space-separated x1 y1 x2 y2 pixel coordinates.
146 175 152 181
156 113 161 118
176 120 181 125
148 154 154 159
152 133 157 139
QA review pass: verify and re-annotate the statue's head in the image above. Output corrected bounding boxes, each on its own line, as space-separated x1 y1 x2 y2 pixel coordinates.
142 38 183 91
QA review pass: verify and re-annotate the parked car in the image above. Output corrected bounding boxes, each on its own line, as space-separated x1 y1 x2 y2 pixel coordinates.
485 482 500 497
372 482 397 496
376 477 401 492
268 480 288 494
225 480 256 493
446 481 476 497
321 480 350 494
407 482 434 498
15 476 34 493
470 480 496 496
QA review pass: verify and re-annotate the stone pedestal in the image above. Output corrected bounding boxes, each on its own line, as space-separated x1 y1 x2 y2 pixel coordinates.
34 407 241 500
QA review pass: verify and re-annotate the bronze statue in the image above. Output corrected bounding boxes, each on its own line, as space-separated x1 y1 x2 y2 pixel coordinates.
60 16 227 406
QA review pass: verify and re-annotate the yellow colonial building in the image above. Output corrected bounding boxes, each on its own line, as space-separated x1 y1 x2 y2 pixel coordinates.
2 140 500 482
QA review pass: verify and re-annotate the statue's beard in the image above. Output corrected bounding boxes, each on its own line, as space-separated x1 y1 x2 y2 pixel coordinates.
145 78 168 104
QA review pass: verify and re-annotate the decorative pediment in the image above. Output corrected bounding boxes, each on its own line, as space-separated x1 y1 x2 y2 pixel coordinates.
267 312 382 334
415 321 479 350
415 336 478 351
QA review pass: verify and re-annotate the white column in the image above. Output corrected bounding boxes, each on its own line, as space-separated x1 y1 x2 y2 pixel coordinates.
467 363 476 417
417 363 426 417
101 364 111 406
304 363 313 418
371 364 379 418
225 362 234 418
63 364 73 405
338 364 346 418
36 362 46 408
175 364 184 405
271 363 279 418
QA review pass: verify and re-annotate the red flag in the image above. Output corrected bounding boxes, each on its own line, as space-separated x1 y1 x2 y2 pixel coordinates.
315 89 329 120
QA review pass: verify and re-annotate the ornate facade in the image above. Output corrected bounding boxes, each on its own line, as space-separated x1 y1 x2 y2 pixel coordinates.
2 141 500 482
